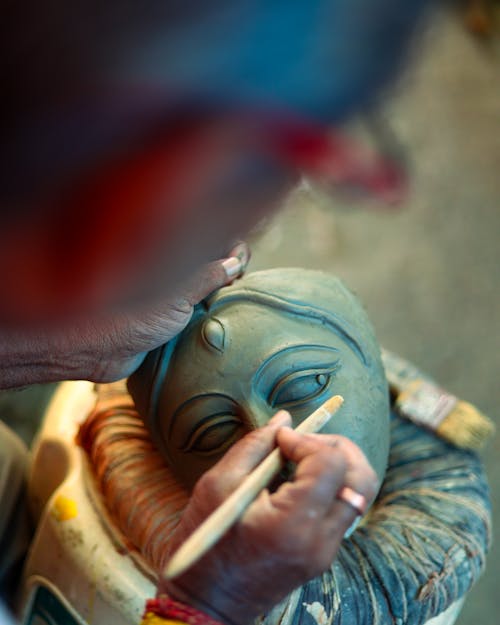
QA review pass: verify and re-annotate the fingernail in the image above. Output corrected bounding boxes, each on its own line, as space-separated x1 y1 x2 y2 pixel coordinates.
222 256 243 280
230 242 250 270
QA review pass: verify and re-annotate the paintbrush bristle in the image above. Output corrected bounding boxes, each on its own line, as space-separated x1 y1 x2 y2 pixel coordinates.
324 395 344 412
437 400 495 450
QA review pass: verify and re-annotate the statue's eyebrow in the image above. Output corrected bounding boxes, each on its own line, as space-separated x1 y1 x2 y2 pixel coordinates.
252 344 341 391
208 290 367 365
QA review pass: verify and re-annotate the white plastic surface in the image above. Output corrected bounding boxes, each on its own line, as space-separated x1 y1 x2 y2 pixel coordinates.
18 382 155 625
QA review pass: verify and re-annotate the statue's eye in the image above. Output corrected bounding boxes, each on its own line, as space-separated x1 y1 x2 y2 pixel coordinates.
269 366 339 410
181 414 244 454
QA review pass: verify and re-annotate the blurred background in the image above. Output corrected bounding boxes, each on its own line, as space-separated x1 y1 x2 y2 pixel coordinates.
0 3 499 624
248 7 500 623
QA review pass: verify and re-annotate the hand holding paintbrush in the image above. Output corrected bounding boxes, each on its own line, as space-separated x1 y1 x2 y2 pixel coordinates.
159 396 378 625
164 395 345 579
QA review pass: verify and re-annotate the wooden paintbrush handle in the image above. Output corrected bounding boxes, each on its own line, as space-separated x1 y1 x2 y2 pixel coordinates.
164 394 344 579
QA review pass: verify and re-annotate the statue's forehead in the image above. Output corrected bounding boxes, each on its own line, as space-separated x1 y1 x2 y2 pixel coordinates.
180 303 337 361
208 270 347 305
187 297 370 371
164 307 366 408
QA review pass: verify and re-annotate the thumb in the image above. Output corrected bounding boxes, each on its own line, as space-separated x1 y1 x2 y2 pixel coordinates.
181 241 250 306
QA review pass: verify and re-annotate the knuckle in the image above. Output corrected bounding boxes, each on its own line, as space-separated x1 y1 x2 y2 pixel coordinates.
289 435 326 462
319 448 348 475
243 428 273 452
335 435 358 455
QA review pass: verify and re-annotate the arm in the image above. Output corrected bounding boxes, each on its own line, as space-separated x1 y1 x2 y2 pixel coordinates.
0 247 248 389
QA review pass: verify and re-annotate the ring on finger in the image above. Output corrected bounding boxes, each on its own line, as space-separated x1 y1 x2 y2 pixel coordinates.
336 485 367 516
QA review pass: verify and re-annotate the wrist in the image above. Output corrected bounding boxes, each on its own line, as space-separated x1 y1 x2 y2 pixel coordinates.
0 325 92 388
160 580 260 625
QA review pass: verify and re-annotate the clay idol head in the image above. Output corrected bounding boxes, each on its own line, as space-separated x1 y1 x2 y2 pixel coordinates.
129 268 390 490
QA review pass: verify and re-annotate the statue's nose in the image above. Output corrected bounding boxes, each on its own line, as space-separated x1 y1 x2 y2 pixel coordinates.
241 400 274 430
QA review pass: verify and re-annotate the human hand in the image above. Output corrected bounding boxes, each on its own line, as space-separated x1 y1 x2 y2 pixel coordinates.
0 243 250 389
159 410 378 625
86 241 250 382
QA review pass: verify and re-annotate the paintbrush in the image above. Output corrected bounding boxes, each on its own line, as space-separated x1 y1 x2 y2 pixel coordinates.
381 348 495 450
163 394 344 580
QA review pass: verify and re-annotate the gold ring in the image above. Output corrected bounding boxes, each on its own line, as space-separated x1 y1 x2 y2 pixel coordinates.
336 486 367 516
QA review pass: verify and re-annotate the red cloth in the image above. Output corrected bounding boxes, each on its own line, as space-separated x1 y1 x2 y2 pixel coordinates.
144 596 226 625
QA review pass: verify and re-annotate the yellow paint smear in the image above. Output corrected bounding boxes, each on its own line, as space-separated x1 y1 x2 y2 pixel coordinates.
52 494 78 521
140 615 182 625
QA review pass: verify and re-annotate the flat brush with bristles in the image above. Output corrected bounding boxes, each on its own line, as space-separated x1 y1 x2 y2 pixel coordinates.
382 348 495 450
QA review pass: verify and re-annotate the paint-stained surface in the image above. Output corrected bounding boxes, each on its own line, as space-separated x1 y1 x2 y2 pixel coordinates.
51 495 78 522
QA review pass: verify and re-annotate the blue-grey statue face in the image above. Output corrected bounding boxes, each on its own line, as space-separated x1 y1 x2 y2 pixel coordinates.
129 269 390 490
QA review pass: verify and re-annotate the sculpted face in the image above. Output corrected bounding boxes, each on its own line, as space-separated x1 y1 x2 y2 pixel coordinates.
129 269 390 490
